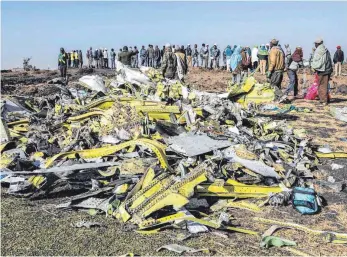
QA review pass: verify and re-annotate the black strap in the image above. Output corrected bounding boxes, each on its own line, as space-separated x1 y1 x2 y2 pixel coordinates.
293 188 315 196
293 199 315 210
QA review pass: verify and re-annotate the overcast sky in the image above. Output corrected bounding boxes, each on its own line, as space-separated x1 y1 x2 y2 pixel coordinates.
1 1 347 69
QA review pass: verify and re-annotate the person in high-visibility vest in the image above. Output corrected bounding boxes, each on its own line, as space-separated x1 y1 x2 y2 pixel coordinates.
58 48 68 80
74 50 79 68
70 51 74 68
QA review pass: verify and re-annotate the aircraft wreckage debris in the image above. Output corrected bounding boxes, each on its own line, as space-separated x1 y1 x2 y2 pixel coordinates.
1 62 347 252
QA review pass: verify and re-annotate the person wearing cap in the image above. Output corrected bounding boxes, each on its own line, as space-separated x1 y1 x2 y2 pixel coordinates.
118 46 137 66
192 44 199 67
311 38 333 104
257 44 268 75
186 44 192 67
110 48 116 69
267 39 285 89
333 46 344 76
140 46 147 66
161 44 177 79
58 47 68 80
154 45 161 68
103 48 108 69
132 46 139 68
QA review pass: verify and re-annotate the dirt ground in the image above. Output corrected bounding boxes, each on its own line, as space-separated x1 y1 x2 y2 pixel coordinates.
1 67 347 256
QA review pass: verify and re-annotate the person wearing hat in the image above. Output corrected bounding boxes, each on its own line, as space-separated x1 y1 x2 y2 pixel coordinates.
192 44 199 67
333 46 344 76
118 46 137 66
161 43 177 79
311 38 333 105
186 44 192 68
267 38 285 89
140 46 147 66
58 47 68 81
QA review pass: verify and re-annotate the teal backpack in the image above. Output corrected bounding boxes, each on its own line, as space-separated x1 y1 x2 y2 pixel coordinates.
292 187 320 215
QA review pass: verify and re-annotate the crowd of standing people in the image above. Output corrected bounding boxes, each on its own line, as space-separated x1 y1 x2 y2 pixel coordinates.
58 38 345 105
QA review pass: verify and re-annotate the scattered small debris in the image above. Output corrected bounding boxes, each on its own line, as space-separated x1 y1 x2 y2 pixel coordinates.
71 220 105 228
156 243 211 254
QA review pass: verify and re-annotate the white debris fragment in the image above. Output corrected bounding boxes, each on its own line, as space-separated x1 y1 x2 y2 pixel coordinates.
79 75 106 93
331 163 344 170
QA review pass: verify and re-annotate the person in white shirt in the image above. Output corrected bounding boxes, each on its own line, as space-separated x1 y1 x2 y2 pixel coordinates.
251 46 259 72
